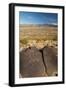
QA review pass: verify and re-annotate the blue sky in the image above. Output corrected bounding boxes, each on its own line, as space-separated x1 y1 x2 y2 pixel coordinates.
19 11 58 25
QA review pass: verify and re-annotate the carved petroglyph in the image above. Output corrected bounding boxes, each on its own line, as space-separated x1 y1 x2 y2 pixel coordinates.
20 46 58 78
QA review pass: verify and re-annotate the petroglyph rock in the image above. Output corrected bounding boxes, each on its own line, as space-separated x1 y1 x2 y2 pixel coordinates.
42 46 58 76
20 47 45 77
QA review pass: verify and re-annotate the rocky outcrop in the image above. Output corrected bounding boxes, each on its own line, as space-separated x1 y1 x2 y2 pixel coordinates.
42 46 58 76
20 47 45 77
20 46 58 78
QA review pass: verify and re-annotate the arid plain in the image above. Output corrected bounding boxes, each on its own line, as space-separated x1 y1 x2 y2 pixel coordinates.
19 24 58 49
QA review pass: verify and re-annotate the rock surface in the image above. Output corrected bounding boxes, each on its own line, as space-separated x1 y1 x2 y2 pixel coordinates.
20 46 58 77
20 47 45 77
42 46 58 76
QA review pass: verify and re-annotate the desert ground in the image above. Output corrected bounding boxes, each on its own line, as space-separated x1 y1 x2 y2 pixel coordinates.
19 25 57 49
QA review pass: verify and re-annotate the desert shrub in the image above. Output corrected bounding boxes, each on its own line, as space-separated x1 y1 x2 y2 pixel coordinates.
36 39 41 43
52 35 57 41
20 38 28 44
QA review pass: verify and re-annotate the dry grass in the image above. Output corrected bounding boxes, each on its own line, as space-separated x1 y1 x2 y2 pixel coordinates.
19 25 58 49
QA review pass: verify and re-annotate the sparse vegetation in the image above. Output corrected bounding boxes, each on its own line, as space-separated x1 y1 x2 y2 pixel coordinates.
19 25 58 49
20 38 28 44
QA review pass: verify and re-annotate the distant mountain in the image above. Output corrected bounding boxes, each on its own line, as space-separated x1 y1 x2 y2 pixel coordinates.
44 24 58 27
20 24 58 27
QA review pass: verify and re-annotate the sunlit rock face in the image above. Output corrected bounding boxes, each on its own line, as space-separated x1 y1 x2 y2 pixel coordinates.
20 46 58 78
42 46 58 76
20 47 45 78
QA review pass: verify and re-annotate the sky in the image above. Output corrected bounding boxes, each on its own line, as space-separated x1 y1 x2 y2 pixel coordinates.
19 11 58 25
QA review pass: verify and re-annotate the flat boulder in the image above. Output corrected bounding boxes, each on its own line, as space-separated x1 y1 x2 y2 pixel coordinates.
42 46 58 76
20 47 45 78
